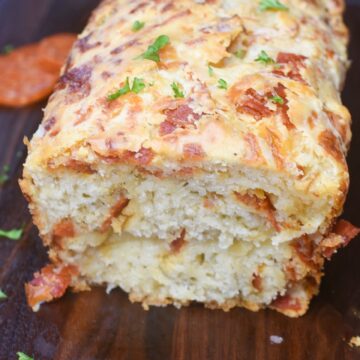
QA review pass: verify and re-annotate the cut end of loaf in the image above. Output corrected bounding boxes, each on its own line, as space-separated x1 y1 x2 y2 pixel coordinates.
21 160 359 317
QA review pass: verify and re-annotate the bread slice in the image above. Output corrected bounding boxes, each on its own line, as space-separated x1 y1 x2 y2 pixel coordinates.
21 0 359 316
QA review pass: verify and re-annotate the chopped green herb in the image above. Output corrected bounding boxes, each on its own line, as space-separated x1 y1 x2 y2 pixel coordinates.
131 77 146 94
0 290 7 300
234 49 246 59
136 35 170 62
132 20 145 32
17 352 34 360
255 50 276 65
259 0 288 11
270 95 284 104
0 164 10 185
2 44 14 55
171 82 185 98
107 78 131 100
208 65 214 76
107 77 146 100
218 79 228 90
0 228 23 240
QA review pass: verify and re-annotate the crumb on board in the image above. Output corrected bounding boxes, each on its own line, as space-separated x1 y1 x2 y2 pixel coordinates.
270 335 284 344
349 336 360 348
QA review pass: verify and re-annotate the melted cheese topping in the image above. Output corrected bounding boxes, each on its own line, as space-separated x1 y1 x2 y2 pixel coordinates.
27 0 350 198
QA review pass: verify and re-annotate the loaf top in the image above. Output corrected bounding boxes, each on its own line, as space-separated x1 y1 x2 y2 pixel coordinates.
26 0 350 194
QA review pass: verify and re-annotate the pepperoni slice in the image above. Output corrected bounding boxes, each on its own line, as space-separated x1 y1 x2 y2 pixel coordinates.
160 103 201 135
170 229 187 253
271 293 302 313
25 264 78 311
38 33 77 72
234 192 280 231
333 219 360 246
0 33 76 107
252 274 263 291
0 44 55 107
53 219 76 238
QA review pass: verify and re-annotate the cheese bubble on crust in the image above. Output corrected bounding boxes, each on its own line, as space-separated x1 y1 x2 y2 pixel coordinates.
20 0 357 316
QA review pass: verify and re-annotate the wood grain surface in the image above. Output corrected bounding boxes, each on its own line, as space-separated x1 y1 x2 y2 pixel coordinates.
0 1 360 359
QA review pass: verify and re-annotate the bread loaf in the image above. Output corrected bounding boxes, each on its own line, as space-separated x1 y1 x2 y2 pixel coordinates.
21 0 359 316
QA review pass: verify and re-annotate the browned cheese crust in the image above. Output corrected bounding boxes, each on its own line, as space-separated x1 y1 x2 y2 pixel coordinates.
20 0 359 317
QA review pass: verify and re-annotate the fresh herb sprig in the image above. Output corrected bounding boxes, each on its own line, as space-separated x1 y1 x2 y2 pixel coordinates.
0 228 23 240
17 352 34 360
0 290 7 300
107 79 131 101
131 77 146 94
136 35 170 63
218 79 228 90
259 0 288 11
255 50 276 65
0 164 10 185
270 95 284 104
171 82 185 98
132 20 145 32
107 77 145 101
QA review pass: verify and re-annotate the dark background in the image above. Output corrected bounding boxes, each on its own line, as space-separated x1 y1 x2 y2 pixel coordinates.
0 1 360 359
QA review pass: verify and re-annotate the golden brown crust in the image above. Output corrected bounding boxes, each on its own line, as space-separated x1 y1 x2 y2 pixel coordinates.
21 0 351 250
20 0 354 317
24 0 349 185
114 279 313 317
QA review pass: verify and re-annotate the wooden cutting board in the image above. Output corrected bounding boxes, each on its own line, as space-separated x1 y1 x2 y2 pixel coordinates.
0 1 359 359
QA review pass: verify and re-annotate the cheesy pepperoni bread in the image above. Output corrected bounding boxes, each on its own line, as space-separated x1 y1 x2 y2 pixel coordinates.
20 0 359 316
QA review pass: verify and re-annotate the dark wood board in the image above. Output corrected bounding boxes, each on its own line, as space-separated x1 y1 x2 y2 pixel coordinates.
0 1 360 359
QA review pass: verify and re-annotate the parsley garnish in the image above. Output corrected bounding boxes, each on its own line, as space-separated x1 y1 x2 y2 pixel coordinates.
132 78 146 94
255 50 276 65
107 77 145 100
259 0 288 11
136 35 170 62
2 44 14 55
17 352 34 360
107 78 131 100
171 82 185 98
270 95 284 104
0 290 7 300
218 79 228 90
132 20 145 32
208 65 214 76
0 164 10 185
234 49 246 59
0 228 23 240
